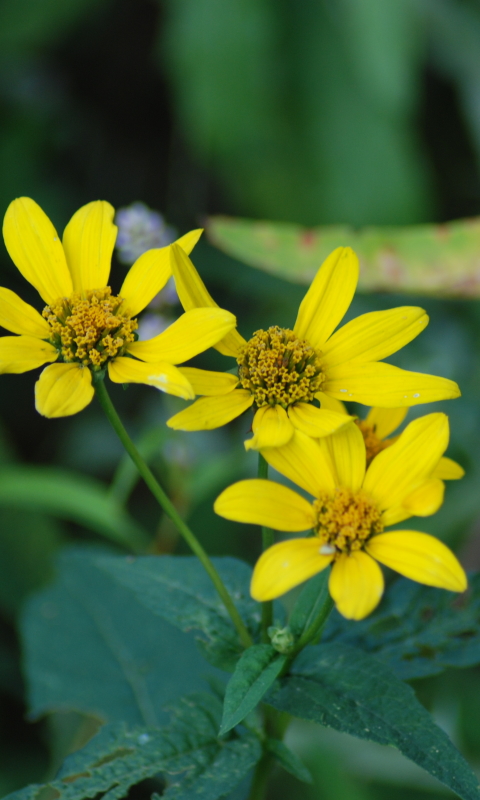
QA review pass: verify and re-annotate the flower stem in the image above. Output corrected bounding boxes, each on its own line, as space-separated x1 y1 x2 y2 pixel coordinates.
95 380 253 649
258 453 274 643
291 592 334 656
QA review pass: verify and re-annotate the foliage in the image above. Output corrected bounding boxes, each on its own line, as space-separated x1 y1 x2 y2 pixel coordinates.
324 575 480 680
5 693 261 800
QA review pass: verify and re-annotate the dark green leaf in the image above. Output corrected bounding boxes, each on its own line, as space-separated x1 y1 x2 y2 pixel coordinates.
3 693 261 800
220 645 286 735
265 738 312 785
268 643 480 800
289 570 330 639
324 575 480 680
0 466 149 551
22 548 214 726
98 555 260 671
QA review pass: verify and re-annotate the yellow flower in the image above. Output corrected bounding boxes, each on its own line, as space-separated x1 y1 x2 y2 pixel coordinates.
318 394 465 480
0 198 237 417
214 413 467 620
166 244 460 450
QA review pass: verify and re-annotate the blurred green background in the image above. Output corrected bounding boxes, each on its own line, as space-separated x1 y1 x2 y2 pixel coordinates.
2 0 480 798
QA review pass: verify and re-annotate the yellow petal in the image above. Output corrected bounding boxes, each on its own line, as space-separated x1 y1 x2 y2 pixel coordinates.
167 389 253 430
215 478 315 532
293 247 359 349
108 357 194 400
170 243 246 357
288 402 352 439
324 361 460 406
128 307 236 365
35 363 93 417
251 539 332 601
3 197 72 304
329 551 384 620
316 391 347 415
432 456 465 481
177 367 239 396
0 335 58 374
261 429 336 497
0 287 51 337
366 531 467 592
320 422 366 491
363 413 449 511
365 406 408 440
402 478 445 517
119 229 202 318
381 505 412 527
62 200 116 293
322 307 428 368
245 405 294 451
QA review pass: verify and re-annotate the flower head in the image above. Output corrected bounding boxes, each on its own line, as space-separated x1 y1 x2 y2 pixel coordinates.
166 244 460 450
319 395 465 480
115 202 177 265
214 413 467 619
0 198 236 417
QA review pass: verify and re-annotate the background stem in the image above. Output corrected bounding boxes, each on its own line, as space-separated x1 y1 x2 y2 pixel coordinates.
95 380 253 649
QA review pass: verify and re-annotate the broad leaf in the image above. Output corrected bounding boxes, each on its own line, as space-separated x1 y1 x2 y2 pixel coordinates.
289 570 330 639
3 693 261 800
22 549 214 726
268 643 480 800
265 738 312 784
220 644 287 735
0 466 148 551
206 215 480 298
98 555 261 671
324 575 480 680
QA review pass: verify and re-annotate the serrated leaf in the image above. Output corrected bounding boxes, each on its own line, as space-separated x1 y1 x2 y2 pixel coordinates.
0 466 148 551
98 555 261 671
22 549 214 726
206 215 480 298
324 574 480 680
267 643 480 800
220 645 287 735
289 570 330 639
3 693 261 800
265 738 312 784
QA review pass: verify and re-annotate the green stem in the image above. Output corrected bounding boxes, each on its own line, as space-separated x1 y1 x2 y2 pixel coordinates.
248 754 273 800
258 453 274 642
291 592 334 657
248 708 290 800
95 380 253 649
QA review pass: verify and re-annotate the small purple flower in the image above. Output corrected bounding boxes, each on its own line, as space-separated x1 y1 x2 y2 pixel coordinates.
115 202 177 265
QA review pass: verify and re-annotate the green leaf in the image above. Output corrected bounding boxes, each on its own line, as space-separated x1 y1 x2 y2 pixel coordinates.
324 575 480 680
22 548 215 726
98 555 260 671
0 466 149 551
220 645 287 735
265 738 312 785
206 215 480 298
268 643 480 800
3 693 261 800
289 570 330 639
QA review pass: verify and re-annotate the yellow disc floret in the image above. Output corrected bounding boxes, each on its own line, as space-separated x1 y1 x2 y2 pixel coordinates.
313 487 383 554
355 420 393 465
43 288 138 369
237 326 325 409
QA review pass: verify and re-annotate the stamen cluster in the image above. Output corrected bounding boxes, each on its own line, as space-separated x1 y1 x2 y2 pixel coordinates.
313 487 383 554
355 420 392 465
237 326 324 408
43 288 138 369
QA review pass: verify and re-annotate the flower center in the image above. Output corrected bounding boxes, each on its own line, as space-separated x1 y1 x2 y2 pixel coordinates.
313 487 383 555
236 326 325 409
355 420 392 466
43 288 138 369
